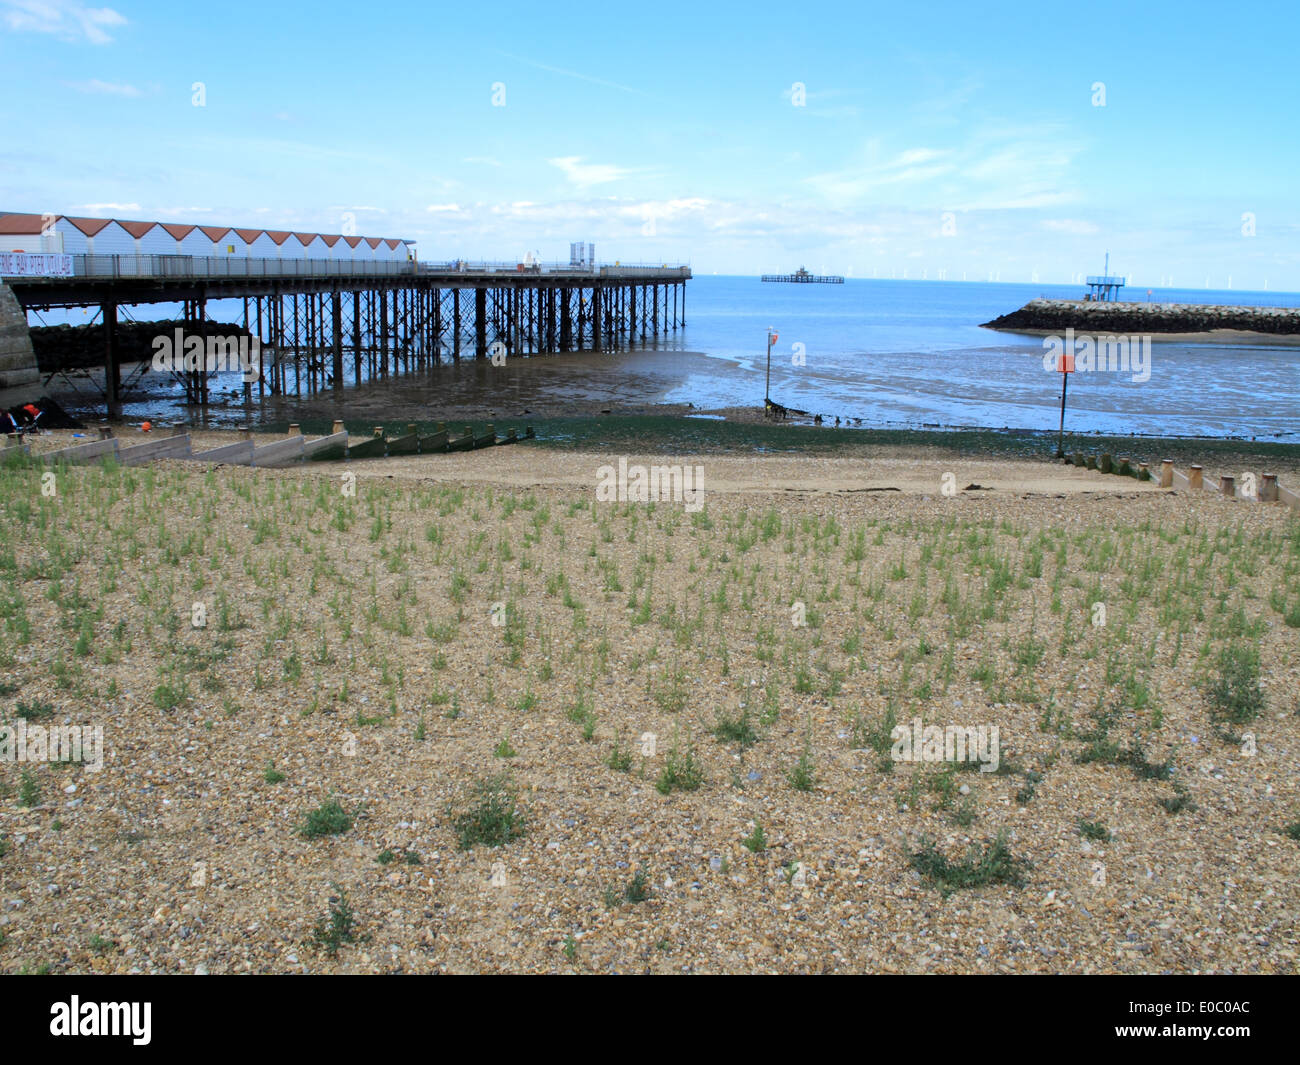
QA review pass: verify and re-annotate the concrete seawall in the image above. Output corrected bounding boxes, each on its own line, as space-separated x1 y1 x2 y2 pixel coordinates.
982 298 1300 338
0 282 40 394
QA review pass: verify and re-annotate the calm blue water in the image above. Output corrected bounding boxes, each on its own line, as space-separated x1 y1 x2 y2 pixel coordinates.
42 278 1300 439
650 277 1300 439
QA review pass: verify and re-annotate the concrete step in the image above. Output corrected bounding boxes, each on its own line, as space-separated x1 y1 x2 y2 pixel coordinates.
117 434 192 466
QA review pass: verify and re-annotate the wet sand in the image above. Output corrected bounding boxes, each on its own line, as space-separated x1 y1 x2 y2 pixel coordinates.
43 348 740 429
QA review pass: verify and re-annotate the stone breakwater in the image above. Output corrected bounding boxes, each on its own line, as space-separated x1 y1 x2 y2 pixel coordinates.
31 319 258 372
982 298 1300 337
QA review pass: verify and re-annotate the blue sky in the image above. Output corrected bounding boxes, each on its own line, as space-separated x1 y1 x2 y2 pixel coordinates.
2 0 1297 287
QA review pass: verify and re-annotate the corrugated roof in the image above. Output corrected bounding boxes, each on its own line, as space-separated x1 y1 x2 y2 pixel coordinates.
65 217 115 237
0 213 46 235
1 212 411 249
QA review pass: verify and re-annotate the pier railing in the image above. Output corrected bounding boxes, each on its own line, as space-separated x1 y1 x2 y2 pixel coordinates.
3 254 691 282
37 254 418 280
418 260 690 279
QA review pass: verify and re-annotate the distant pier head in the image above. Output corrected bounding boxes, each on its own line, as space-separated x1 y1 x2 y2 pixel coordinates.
982 297 1300 342
761 267 844 284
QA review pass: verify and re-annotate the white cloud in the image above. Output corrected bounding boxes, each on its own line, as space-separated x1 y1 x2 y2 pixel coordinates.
1041 218 1099 236
548 156 637 188
2 1 126 44
497 51 654 99
73 201 139 212
805 147 955 203
65 78 141 96
804 126 1081 213
426 204 461 214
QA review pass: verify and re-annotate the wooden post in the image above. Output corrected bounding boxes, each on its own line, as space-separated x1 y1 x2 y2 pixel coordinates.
1220 475 1234 498
98 422 113 440
1189 465 1203 490
1262 473 1279 502
1160 459 1174 488
288 423 301 436
331 419 345 436
238 424 253 442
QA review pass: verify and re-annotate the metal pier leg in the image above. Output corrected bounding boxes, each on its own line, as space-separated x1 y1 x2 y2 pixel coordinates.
475 287 487 358
103 300 120 417
379 289 389 378
255 296 265 399
453 289 461 362
351 291 361 386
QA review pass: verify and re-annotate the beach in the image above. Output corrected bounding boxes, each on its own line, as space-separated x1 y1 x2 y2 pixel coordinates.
1 434 1297 973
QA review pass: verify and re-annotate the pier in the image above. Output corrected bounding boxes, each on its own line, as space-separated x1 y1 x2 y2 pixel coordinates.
761 267 843 284
4 255 691 412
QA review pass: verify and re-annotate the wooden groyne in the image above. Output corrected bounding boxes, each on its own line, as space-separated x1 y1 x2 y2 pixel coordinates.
983 298 1300 337
15 419 534 469
1063 449 1299 511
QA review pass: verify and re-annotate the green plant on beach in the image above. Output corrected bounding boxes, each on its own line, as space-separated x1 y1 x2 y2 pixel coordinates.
909 830 1030 897
1206 642 1265 729
656 732 704 795
309 886 358 958
298 798 353 839
450 774 526 849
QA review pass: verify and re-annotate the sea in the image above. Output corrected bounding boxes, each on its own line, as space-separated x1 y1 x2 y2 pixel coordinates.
43 277 1300 439
662 277 1299 440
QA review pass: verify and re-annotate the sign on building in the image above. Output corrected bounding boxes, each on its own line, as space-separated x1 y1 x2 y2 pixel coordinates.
0 253 74 277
